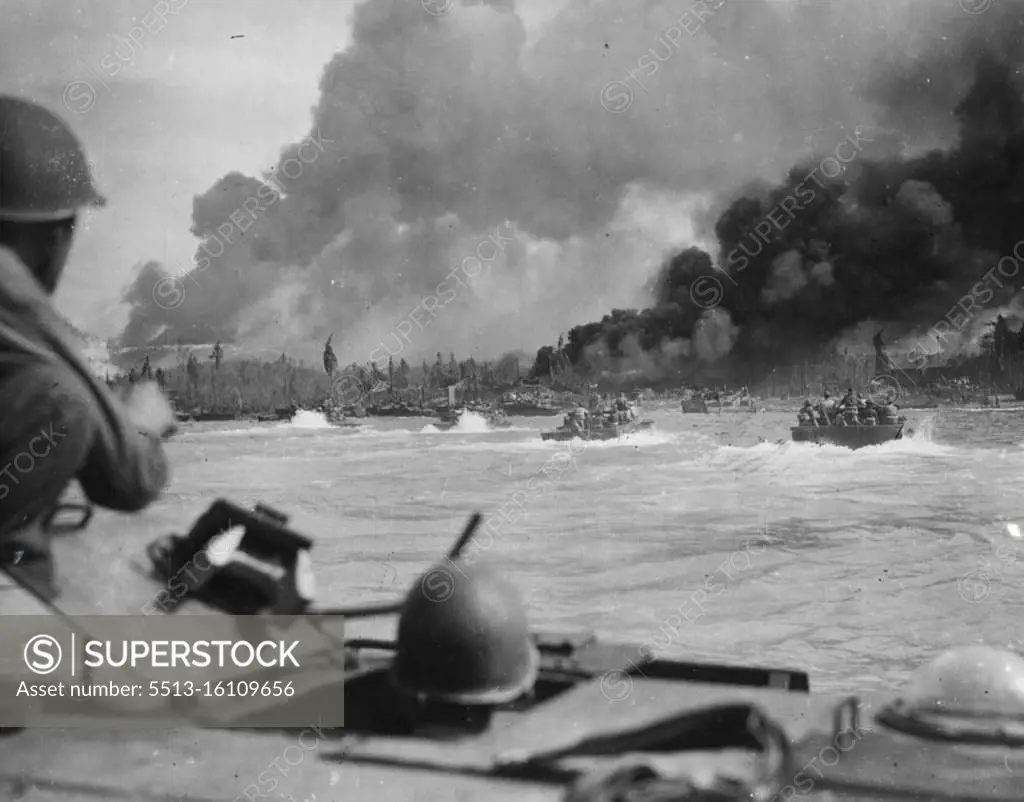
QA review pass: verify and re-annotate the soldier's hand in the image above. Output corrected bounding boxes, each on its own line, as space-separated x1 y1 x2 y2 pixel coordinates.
124 381 177 439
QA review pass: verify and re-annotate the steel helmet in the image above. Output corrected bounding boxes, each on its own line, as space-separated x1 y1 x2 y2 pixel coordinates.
391 560 539 705
902 645 1024 712
0 96 106 221
878 645 1024 741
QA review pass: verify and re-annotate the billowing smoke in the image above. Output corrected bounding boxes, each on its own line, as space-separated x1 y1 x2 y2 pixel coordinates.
563 20 1024 382
118 0 1024 375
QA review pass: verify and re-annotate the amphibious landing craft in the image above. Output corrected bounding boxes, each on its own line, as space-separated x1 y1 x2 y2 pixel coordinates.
1 500 1021 801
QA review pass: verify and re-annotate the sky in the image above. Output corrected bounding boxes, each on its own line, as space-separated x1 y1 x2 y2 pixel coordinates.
1 0 356 334
0 0 556 340
1 0 1009 367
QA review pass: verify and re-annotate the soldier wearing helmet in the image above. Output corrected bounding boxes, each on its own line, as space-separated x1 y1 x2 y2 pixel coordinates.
879 645 1024 744
391 560 539 722
811 393 828 426
796 399 817 427
615 393 629 424
836 387 859 426
0 97 174 574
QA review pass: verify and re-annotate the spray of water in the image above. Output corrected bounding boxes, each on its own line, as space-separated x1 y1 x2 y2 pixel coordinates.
287 410 334 430
452 411 492 433
422 410 492 434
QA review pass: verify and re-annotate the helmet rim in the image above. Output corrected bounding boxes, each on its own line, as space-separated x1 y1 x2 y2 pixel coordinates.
0 181 107 221
0 192 105 222
390 639 540 706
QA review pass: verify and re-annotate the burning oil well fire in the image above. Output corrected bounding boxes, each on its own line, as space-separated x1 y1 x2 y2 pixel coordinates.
556 48 1024 388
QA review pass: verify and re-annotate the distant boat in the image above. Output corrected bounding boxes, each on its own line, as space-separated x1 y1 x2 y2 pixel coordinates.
436 405 462 423
541 419 653 441
790 423 904 449
501 400 561 416
366 403 434 417
274 406 297 421
190 411 236 422
321 406 363 428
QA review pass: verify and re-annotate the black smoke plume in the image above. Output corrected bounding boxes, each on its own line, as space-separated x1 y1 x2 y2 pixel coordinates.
117 0 1024 375
562 46 1024 383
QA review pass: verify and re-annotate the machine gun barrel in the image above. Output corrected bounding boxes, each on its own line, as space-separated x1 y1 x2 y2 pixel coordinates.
314 512 483 618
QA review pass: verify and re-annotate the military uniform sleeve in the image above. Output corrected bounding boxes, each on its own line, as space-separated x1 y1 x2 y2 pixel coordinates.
76 384 170 512
0 361 168 535
0 364 93 538
0 247 168 522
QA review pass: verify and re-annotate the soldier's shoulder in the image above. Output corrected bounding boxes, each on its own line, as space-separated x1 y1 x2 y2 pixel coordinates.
0 245 50 305
0 244 28 277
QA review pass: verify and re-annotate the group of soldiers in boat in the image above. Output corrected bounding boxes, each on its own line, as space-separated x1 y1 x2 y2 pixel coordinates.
562 393 639 435
796 387 902 428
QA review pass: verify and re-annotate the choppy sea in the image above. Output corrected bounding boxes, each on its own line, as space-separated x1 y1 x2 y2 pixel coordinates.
21 403 1014 696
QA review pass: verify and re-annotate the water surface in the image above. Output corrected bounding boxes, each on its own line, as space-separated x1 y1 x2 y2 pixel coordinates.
7 405 1024 694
